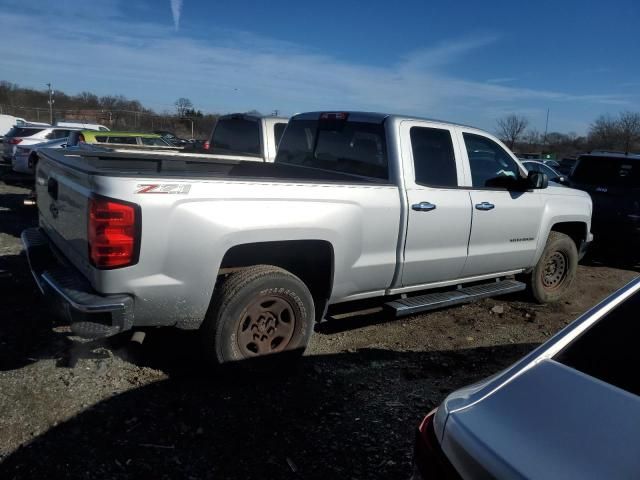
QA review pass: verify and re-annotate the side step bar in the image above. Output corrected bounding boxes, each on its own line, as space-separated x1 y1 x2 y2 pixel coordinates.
385 279 526 317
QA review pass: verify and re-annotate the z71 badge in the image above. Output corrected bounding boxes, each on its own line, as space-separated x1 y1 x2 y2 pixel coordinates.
135 184 191 194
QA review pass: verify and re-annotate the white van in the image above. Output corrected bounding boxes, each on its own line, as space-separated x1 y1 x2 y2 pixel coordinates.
0 114 27 138
56 121 110 131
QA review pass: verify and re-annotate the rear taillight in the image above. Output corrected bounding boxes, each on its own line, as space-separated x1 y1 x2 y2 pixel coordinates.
88 197 139 269
203 140 210 150
8 138 22 145
414 409 461 480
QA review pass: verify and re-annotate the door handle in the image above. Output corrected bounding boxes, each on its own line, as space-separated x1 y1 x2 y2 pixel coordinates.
475 202 495 211
412 202 437 212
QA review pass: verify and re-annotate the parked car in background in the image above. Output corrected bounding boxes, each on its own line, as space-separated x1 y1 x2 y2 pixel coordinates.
23 111 592 366
0 114 27 140
56 121 110 131
203 113 288 162
2 126 78 162
154 130 187 146
557 157 578 175
11 137 69 175
569 152 640 250
522 160 568 185
413 276 640 480
67 130 179 150
543 159 561 169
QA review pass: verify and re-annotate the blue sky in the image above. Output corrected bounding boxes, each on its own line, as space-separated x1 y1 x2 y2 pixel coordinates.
0 0 638 134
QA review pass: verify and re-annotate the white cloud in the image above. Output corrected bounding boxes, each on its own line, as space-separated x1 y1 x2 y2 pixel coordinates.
0 6 634 133
170 0 183 31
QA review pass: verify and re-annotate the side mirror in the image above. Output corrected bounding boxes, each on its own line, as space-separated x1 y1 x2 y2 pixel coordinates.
527 171 548 189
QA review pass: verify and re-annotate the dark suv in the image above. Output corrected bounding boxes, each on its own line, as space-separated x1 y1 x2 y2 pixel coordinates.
569 152 640 247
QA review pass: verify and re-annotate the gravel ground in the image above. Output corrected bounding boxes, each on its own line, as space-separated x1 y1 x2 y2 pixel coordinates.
0 169 637 479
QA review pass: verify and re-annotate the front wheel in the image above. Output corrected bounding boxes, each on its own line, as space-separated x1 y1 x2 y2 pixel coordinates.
527 231 578 303
201 265 315 365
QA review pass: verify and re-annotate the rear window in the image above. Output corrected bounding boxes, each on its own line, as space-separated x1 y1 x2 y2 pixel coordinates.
212 117 261 156
555 288 640 396
6 127 45 138
571 156 640 188
95 136 137 145
140 137 170 146
276 118 388 180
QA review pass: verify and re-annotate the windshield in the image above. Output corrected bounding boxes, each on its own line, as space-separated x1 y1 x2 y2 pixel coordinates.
571 156 640 188
275 118 388 180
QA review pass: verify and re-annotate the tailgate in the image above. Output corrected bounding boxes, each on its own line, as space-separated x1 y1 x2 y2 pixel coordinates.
36 150 93 276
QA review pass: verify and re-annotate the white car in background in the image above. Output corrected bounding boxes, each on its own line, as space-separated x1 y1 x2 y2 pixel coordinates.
12 137 69 175
0 114 27 139
2 126 82 162
56 121 110 131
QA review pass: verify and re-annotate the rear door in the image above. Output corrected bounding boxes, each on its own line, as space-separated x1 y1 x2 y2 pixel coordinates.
400 121 472 286
458 129 542 276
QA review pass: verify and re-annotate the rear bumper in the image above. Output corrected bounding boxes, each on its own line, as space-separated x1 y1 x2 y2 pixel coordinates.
21 227 134 338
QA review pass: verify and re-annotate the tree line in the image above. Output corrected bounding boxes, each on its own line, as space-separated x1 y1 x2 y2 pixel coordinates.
0 81 219 139
496 111 640 158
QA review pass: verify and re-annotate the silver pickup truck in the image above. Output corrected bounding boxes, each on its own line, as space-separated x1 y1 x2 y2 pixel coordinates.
23 111 592 364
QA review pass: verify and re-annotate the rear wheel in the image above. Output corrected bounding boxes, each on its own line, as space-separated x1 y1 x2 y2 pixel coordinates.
527 231 578 303
201 265 314 365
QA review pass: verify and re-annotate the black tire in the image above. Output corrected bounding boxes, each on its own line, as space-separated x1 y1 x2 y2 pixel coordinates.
527 231 578 303
201 265 314 365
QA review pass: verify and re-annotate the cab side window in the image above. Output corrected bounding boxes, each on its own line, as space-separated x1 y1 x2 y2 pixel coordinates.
463 133 521 188
410 127 458 187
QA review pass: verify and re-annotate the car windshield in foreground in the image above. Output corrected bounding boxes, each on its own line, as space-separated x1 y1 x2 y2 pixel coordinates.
6 127 45 137
275 118 388 180
571 156 640 188
554 288 640 396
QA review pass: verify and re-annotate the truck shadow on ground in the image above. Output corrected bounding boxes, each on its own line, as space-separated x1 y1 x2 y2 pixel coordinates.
0 341 537 480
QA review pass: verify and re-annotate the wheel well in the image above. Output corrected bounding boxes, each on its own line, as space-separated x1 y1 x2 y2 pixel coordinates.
550 222 587 249
219 240 334 320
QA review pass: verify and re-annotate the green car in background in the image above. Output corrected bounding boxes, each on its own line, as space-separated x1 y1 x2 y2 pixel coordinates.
67 130 180 149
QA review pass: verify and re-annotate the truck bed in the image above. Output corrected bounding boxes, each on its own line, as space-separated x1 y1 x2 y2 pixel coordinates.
39 148 390 184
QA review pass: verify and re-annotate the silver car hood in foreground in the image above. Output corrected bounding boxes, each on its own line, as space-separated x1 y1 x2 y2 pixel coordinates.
443 359 640 479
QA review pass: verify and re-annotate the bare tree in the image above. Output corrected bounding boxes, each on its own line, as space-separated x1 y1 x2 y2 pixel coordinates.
496 114 529 149
174 97 193 117
617 111 640 153
588 114 619 150
523 129 541 148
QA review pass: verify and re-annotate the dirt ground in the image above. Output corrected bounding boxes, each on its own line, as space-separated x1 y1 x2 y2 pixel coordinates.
0 169 637 479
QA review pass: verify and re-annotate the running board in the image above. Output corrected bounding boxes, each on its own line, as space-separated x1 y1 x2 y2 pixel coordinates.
385 279 526 317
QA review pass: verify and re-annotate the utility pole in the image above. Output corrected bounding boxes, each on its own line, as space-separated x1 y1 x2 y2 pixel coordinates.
543 107 550 144
46 83 54 125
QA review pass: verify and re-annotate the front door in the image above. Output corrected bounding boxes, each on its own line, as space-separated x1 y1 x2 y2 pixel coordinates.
400 121 472 287
458 131 542 277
